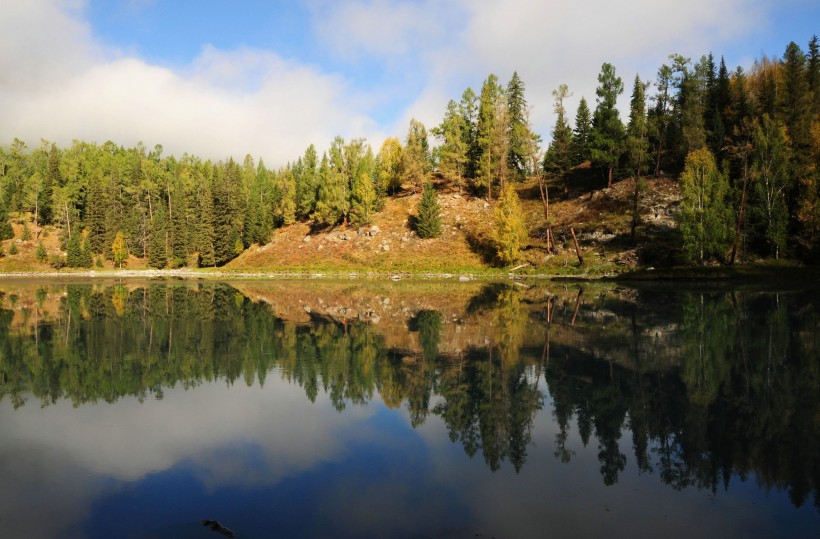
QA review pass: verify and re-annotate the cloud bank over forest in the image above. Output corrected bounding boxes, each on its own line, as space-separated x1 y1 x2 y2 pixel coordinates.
0 0 810 164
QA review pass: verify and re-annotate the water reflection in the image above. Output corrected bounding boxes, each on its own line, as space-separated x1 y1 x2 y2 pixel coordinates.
0 279 817 537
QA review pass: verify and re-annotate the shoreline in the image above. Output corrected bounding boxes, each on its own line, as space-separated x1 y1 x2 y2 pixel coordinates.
0 264 816 283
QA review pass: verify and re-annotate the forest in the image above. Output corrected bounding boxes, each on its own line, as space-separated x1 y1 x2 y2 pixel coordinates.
0 37 818 268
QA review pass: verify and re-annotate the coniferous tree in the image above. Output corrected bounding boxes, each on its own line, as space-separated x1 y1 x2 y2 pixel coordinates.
808 35 820 116
415 181 441 239
571 97 593 165
476 74 503 198
506 71 529 181
0 198 13 240
147 203 168 268
626 75 650 176
432 100 468 192
313 143 348 226
349 171 377 227
36 241 47 262
85 174 107 254
591 63 625 187
493 183 527 265
649 64 674 175
403 119 430 194
543 84 574 177
459 87 480 180
295 145 319 219
196 181 216 267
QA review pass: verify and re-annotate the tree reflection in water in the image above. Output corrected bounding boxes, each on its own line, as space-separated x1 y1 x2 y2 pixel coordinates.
0 280 816 511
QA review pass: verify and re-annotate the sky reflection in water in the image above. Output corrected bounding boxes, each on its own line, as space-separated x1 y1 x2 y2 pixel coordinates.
0 280 817 538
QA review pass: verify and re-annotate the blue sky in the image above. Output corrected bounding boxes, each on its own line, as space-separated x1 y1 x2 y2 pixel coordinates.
1 0 818 165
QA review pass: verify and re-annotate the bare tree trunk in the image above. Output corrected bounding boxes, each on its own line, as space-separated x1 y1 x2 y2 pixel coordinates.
570 227 583 266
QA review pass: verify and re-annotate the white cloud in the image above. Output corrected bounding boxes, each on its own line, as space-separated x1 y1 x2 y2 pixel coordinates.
0 1 381 164
0 0 778 165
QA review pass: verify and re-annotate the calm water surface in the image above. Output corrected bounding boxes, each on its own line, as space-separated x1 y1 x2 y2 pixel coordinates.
0 279 817 538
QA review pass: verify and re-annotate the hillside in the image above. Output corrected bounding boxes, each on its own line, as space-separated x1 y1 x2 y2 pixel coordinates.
0 173 683 276
228 172 683 275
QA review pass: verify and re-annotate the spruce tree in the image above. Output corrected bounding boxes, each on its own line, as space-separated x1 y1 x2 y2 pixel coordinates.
543 84 574 177
36 241 47 262
432 100 468 191
402 119 430 194
66 230 83 267
493 183 528 265
415 182 442 239
476 74 502 197
295 145 319 218
147 204 168 268
571 97 593 164
590 62 625 187
313 145 348 226
0 199 13 241
506 71 529 181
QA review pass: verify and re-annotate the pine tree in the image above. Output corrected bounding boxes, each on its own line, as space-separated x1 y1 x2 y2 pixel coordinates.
678 148 733 263
493 183 528 265
590 63 625 187
808 35 820 116
459 87 480 180
66 229 83 267
649 63 674 176
402 119 430 194
313 144 349 226
196 180 216 267
415 182 442 239
506 71 529 181
571 97 593 165
543 84 574 177
476 74 503 198
147 203 168 268
432 100 468 191
296 145 319 219
626 75 650 176
36 241 47 262
0 197 14 241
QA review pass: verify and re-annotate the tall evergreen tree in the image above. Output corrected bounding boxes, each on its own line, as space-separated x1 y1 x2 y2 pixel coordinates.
506 71 529 181
433 99 468 192
295 145 319 219
147 202 168 268
808 35 820 116
403 119 430 193
476 74 504 198
649 64 674 175
459 87 480 180
543 84 574 177
626 75 650 176
313 142 349 226
571 97 593 164
0 198 13 241
591 63 625 187
415 181 441 239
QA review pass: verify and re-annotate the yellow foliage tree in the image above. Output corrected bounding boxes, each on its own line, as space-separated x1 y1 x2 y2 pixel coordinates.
493 183 528 265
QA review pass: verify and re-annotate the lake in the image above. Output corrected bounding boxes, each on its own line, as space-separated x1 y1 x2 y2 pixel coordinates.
0 278 817 538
